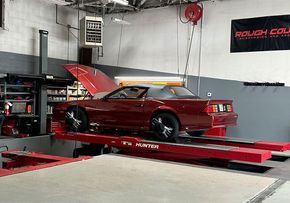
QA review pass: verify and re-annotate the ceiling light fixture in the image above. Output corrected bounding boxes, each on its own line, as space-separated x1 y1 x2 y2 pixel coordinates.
48 0 73 5
110 0 129 6
112 17 131 25
114 76 183 82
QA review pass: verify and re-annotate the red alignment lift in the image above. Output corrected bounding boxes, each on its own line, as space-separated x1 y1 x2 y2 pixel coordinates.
55 131 280 163
53 64 290 164
181 134 290 152
0 150 90 177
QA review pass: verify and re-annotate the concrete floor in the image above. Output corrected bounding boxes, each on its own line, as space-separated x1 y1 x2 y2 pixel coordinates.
264 181 290 202
225 151 290 181
0 154 285 203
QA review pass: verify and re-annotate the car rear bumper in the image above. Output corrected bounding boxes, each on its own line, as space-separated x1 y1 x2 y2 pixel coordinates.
212 112 238 127
181 112 238 132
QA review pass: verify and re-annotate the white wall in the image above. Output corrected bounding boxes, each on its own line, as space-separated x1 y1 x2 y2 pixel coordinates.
0 0 84 61
98 6 200 76
1 0 290 84
99 0 290 85
201 0 290 84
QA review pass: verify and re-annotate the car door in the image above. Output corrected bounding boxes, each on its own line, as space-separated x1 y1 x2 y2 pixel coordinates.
97 87 148 130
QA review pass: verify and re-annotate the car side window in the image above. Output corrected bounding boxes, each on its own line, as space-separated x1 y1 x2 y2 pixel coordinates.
108 87 147 99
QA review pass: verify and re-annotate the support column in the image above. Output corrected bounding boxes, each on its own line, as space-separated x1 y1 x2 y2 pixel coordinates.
38 30 48 134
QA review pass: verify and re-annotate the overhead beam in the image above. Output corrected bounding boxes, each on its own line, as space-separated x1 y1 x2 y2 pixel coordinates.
68 0 208 14
137 0 147 8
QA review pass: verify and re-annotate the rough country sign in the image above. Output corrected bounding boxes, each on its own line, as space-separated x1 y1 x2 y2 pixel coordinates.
231 15 290 52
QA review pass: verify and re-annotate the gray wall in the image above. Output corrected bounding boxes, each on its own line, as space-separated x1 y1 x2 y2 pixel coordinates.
0 51 70 77
188 77 290 142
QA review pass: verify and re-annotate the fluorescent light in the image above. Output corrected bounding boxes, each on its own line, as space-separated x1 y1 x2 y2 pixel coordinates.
48 0 73 5
114 76 183 82
112 18 130 25
111 0 128 6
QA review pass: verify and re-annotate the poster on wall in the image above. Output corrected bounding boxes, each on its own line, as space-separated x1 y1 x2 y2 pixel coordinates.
231 15 290 53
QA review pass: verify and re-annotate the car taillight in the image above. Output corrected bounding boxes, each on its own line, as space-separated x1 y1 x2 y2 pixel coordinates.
227 104 233 112
203 104 233 113
203 105 218 113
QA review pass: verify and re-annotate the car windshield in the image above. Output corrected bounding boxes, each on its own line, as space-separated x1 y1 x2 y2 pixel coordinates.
108 87 147 99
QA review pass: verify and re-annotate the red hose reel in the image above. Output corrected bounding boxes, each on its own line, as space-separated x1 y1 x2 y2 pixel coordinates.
184 3 203 25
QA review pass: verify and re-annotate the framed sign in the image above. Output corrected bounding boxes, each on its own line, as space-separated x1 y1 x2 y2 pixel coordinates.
231 15 290 52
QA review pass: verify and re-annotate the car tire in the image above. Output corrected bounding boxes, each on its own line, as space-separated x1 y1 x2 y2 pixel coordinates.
187 130 205 137
66 106 88 132
151 113 179 142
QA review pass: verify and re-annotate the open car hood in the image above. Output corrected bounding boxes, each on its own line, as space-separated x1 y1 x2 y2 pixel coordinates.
63 64 118 96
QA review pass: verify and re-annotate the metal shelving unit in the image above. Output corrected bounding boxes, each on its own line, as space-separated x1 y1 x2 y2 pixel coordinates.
47 100 65 103
47 85 67 115
67 81 89 101
0 76 40 137
0 80 37 115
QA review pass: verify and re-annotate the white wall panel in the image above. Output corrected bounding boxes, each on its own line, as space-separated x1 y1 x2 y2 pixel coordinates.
201 0 290 84
98 6 201 76
0 0 84 61
99 0 290 85
2 0 290 85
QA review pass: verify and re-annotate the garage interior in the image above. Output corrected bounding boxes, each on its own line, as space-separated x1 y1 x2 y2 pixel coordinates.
1 0 290 202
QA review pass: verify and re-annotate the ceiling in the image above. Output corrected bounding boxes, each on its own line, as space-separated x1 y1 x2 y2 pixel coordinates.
65 0 202 14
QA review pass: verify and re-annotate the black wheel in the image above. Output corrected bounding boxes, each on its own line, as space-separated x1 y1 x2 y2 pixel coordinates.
187 130 205 137
66 106 88 132
151 113 179 142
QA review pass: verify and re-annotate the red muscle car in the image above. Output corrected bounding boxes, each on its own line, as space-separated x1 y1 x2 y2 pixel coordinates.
54 84 238 141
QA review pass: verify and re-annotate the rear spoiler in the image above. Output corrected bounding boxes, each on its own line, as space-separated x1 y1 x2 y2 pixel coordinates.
208 100 233 105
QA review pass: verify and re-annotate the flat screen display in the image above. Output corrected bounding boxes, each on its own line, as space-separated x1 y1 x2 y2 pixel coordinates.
11 102 26 114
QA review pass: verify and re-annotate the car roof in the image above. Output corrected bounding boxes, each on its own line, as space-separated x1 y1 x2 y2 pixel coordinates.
119 84 198 99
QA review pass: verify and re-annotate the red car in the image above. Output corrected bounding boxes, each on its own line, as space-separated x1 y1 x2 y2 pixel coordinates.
54 84 238 141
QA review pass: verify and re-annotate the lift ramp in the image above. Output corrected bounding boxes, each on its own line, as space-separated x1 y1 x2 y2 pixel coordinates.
181 134 290 152
55 132 272 163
